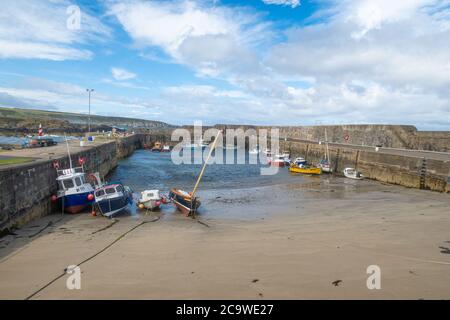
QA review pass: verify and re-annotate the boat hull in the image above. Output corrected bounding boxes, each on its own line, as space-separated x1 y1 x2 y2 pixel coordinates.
289 166 322 175
96 197 131 217
169 189 201 216
59 191 94 214
269 160 285 167
139 199 161 210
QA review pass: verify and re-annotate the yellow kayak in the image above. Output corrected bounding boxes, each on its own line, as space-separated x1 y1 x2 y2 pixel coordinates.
289 165 322 175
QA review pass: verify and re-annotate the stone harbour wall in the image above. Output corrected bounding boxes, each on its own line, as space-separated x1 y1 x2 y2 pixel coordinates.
0 135 148 233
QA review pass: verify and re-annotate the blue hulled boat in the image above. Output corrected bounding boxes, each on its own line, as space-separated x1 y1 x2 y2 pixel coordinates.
94 183 133 217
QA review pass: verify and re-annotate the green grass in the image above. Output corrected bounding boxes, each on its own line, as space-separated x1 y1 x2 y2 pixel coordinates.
0 157 34 166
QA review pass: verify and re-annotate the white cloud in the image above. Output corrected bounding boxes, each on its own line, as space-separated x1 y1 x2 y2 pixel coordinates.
0 0 111 60
109 0 272 77
111 68 137 81
262 0 301 9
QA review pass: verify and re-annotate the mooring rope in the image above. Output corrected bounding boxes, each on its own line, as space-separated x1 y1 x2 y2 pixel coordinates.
24 217 160 300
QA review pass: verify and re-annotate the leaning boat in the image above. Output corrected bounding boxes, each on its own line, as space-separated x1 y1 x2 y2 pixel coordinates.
94 183 133 217
343 168 364 180
289 164 322 175
170 130 222 216
169 189 201 216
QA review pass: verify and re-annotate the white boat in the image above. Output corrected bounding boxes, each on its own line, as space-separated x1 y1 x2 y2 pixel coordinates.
343 167 364 180
293 157 307 166
318 160 333 173
138 190 164 210
161 145 171 152
280 152 290 165
318 128 333 173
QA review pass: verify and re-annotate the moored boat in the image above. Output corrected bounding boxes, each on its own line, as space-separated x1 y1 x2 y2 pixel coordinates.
161 145 171 152
138 189 165 210
343 168 364 180
151 142 162 152
293 157 307 166
289 164 322 175
53 136 95 213
171 130 222 216
94 183 133 217
56 168 95 213
318 159 333 173
269 154 286 167
169 188 201 216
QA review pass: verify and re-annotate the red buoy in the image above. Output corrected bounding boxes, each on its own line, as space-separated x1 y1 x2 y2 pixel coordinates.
87 193 94 201
91 210 96 217
51 195 58 202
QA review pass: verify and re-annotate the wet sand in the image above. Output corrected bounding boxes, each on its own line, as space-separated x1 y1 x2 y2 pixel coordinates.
1 177 449 299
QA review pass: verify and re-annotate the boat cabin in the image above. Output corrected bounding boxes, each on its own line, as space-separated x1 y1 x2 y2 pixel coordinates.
56 168 93 196
95 184 125 201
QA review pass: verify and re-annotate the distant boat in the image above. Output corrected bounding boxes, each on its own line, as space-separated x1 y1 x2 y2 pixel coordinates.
94 183 133 217
249 145 260 154
138 189 165 211
170 131 222 216
289 164 322 175
54 137 95 213
151 142 162 152
343 168 364 180
161 145 171 152
318 128 333 173
268 154 285 167
293 157 307 166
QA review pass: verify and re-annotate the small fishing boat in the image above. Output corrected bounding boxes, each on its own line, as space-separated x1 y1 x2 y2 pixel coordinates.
289 164 322 175
249 145 260 154
161 145 171 152
170 131 222 216
343 168 364 180
151 142 162 152
53 137 95 213
94 183 133 217
262 148 272 157
138 190 165 210
281 152 291 165
268 154 285 167
318 128 333 173
56 168 95 213
293 157 307 166
318 159 333 173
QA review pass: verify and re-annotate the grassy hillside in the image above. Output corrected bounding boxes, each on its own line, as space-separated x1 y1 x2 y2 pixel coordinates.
0 107 173 129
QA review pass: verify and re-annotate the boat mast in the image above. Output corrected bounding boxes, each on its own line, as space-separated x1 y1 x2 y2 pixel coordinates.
191 130 222 199
64 133 73 170
325 128 330 163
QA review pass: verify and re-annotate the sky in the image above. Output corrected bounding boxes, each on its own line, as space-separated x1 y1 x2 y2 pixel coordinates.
0 0 450 129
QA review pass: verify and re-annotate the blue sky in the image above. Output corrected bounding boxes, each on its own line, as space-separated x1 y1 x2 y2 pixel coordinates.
1 0 450 129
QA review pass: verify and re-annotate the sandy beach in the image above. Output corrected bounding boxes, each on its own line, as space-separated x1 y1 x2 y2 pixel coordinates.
1 176 449 300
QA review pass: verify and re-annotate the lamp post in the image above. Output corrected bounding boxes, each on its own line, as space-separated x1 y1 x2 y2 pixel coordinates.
86 89 94 134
